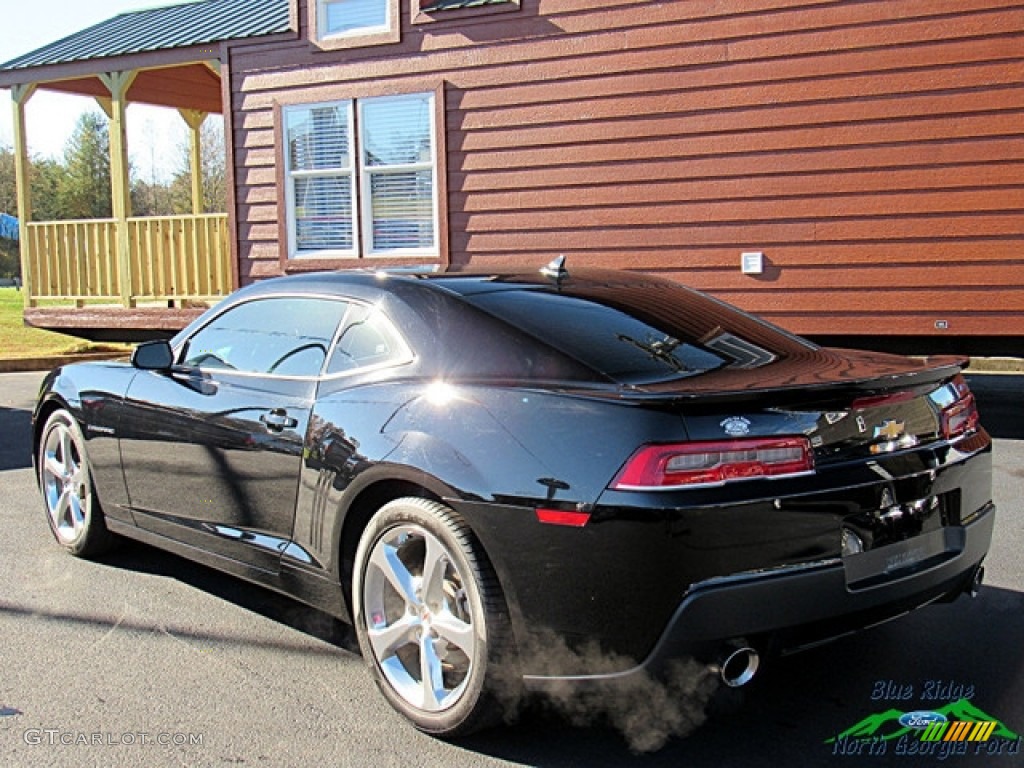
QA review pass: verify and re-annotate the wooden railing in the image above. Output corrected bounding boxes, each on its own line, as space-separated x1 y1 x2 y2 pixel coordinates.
24 213 232 305
128 214 231 301
24 218 119 302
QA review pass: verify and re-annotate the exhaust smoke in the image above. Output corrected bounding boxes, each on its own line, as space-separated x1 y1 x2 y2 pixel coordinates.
514 630 721 753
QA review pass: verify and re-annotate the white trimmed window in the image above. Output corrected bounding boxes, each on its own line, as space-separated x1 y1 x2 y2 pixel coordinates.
320 0 388 37
313 0 399 47
359 94 437 255
284 93 438 259
285 102 357 257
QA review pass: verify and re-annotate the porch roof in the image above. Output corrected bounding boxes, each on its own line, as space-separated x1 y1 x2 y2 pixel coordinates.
0 0 291 73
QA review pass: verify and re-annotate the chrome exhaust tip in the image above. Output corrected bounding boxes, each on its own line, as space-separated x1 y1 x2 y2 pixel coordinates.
968 566 985 598
718 646 760 688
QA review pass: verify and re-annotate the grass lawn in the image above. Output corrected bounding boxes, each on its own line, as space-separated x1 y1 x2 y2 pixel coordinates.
0 288 116 358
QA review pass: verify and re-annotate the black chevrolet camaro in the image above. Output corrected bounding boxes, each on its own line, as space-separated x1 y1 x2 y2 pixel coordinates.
33 263 993 736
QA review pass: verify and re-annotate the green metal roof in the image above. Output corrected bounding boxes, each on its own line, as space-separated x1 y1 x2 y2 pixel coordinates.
1 0 291 71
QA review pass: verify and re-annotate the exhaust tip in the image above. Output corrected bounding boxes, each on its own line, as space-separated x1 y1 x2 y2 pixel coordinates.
719 646 760 688
969 566 985 598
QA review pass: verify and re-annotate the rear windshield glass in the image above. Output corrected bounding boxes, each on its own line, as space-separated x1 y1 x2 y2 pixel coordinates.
462 283 813 385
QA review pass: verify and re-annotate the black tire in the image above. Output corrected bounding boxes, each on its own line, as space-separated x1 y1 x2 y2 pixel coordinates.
37 409 116 557
352 497 519 737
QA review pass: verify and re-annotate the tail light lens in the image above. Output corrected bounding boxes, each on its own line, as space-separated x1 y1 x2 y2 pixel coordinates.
940 376 980 440
611 437 814 490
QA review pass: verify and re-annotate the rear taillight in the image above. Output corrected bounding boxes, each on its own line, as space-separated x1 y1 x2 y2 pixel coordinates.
611 437 814 490
940 376 980 440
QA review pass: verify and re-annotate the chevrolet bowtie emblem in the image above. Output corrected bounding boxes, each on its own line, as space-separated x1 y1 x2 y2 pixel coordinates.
874 420 906 441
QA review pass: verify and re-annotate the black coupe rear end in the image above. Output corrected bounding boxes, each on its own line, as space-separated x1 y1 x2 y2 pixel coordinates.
424 269 992 693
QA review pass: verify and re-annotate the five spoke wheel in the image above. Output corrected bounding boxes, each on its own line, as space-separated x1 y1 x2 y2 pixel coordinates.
37 409 115 557
41 418 91 544
363 524 476 712
353 498 518 736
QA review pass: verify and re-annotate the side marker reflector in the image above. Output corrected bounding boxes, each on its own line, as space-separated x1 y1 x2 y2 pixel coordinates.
536 508 591 527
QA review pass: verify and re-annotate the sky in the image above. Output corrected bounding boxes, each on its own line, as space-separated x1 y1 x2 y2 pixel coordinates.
0 0 193 185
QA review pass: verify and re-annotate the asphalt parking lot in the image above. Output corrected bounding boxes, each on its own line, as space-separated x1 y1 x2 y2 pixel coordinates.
0 370 1021 767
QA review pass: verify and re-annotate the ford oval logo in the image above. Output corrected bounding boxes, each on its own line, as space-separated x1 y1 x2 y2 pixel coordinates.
899 711 948 729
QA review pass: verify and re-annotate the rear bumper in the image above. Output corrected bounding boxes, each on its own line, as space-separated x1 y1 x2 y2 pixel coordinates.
523 504 994 692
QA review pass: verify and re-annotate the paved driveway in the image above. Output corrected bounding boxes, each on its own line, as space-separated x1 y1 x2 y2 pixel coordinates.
1 371 1021 767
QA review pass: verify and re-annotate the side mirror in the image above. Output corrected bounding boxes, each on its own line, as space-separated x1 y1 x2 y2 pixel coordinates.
131 340 175 371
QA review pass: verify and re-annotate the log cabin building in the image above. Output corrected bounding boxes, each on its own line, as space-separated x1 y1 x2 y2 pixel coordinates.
2 0 1023 352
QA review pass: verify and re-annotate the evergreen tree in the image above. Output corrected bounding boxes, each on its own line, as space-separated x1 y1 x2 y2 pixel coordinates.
56 111 112 219
0 145 68 277
29 157 66 222
0 147 18 277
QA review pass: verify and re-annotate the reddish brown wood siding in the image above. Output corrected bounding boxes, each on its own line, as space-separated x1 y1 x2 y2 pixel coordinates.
228 0 1024 337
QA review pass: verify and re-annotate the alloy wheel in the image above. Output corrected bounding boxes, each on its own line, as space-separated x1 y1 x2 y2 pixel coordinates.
361 523 477 712
41 420 91 545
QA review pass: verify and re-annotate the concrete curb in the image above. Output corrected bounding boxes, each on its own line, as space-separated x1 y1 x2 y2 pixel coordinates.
0 352 128 374
966 358 1024 374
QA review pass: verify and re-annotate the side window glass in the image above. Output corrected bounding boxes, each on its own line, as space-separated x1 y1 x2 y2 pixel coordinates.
182 297 348 376
327 304 411 374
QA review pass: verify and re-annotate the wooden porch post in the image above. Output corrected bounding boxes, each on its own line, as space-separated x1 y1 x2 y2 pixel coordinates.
179 109 208 214
11 84 37 307
98 70 137 307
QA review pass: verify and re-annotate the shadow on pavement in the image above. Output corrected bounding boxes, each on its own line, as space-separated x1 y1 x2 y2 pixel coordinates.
0 405 32 471
967 375 1024 440
0 595 356 661
100 540 361 655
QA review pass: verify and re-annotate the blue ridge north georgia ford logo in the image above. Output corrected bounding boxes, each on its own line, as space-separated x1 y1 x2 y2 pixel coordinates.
827 691 1020 760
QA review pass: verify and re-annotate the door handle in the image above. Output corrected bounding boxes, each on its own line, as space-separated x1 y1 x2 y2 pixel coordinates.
261 409 298 431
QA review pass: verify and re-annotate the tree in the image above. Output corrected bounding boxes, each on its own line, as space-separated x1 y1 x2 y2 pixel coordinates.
131 177 174 217
0 147 18 277
0 145 66 277
56 111 112 219
0 146 15 215
29 157 66 222
169 116 226 214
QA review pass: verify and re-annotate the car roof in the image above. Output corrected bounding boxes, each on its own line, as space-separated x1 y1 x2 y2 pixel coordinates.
235 264 682 303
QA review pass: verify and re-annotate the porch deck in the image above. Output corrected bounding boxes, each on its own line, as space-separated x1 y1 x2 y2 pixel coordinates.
21 213 231 341
24 213 231 305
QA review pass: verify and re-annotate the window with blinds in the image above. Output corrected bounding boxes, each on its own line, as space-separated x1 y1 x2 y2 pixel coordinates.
284 93 438 259
320 0 389 37
285 103 357 256
360 94 436 254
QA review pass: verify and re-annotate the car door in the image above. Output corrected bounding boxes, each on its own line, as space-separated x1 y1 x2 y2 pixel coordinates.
118 295 348 572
